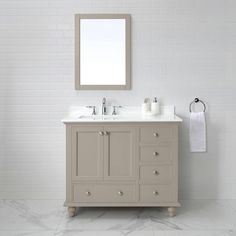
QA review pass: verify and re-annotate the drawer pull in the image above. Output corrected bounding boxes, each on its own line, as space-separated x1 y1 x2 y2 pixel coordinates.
153 190 159 196
85 191 91 196
153 170 159 175
153 152 159 156
153 132 159 137
118 191 124 196
104 131 109 136
99 131 104 136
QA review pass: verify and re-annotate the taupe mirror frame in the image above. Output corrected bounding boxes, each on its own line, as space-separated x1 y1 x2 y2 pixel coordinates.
75 14 131 90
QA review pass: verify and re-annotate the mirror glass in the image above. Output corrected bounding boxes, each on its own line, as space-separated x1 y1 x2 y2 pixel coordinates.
75 14 131 90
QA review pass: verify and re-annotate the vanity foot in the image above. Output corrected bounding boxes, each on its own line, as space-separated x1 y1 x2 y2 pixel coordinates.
68 207 77 217
167 207 176 217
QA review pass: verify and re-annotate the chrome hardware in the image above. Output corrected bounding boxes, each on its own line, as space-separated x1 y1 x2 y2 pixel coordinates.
153 152 159 156
85 191 91 196
153 190 159 196
112 106 122 115
99 131 109 136
86 106 96 115
153 170 159 175
118 191 123 196
153 132 159 137
102 97 107 115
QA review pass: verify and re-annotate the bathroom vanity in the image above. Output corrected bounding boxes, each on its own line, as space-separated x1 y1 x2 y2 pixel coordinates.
62 108 182 217
70 14 182 217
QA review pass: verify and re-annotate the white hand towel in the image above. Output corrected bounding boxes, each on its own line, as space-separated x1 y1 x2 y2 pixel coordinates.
190 112 206 152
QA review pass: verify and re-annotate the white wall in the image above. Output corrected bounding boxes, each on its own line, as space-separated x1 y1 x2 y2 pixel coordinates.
1 0 236 199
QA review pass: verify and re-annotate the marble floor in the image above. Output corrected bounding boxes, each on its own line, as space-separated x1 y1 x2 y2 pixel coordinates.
0 200 236 236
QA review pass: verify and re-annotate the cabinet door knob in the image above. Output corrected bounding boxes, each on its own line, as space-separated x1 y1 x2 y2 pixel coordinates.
153 152 159 156
153 190 159 196
104 131 109 136
99 131 104 136
118 191 123 196
153 170 159 175
153 132 159 137
85 191 91 196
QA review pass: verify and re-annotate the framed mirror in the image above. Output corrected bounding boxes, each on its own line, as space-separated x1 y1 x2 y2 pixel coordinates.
75 14 131 90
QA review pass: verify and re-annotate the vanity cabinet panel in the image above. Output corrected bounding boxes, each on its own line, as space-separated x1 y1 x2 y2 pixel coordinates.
71 126 103 181
73 183 136 203
104 127 136 180
140 146 172 164
140 185 176 203
140 165 173 184
140 126 173 144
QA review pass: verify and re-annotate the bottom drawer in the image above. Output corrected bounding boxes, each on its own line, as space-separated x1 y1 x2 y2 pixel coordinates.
73 183 136 203
140 185 176 203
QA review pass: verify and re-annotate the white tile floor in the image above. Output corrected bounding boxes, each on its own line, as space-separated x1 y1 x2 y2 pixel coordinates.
0 200 236 236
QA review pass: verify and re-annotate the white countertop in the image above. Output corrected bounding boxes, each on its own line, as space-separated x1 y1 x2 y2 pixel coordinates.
62 106 182 123
62 115 182 123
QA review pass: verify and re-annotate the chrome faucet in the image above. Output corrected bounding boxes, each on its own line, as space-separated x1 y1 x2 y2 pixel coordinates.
102 97 107 115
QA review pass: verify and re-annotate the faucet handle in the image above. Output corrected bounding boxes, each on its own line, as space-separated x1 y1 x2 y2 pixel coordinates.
86 106 96 115
112 106 122 115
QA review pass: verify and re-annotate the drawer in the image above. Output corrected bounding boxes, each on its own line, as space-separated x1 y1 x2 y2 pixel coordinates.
140 185 176 202
140 146 172 164
140 165 172 183
140 126 173 144
73 184 136 203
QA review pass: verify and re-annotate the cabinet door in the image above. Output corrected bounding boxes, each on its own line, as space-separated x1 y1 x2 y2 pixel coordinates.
103 127 136 180
71 126 103 181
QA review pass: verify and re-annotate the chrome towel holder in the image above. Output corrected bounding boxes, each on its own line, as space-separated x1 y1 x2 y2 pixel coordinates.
189 98 206 112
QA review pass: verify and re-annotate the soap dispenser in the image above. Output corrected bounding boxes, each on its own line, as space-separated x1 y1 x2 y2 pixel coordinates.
151 97 160 115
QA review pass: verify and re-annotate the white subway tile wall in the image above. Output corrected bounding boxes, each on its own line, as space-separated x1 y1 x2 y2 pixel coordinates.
0 0 236 199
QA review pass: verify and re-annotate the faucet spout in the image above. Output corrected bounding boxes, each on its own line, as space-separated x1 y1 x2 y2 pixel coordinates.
102 97 107 115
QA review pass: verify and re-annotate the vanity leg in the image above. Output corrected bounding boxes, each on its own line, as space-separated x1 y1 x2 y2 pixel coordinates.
68 207 77 217
167 207 176 217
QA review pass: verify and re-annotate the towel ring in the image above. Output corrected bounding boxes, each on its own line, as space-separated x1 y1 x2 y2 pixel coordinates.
189 98 206 112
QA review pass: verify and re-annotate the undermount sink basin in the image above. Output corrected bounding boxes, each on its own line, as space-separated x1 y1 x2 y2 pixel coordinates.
78 115 121 120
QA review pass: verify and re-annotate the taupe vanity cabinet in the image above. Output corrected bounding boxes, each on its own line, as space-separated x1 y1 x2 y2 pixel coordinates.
64 122 180 217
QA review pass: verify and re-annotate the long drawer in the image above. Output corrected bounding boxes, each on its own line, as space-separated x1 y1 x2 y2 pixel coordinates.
140 185 176 202
73 184 136 203
140 146 172 164
140 126 173 144
140 165 172 183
